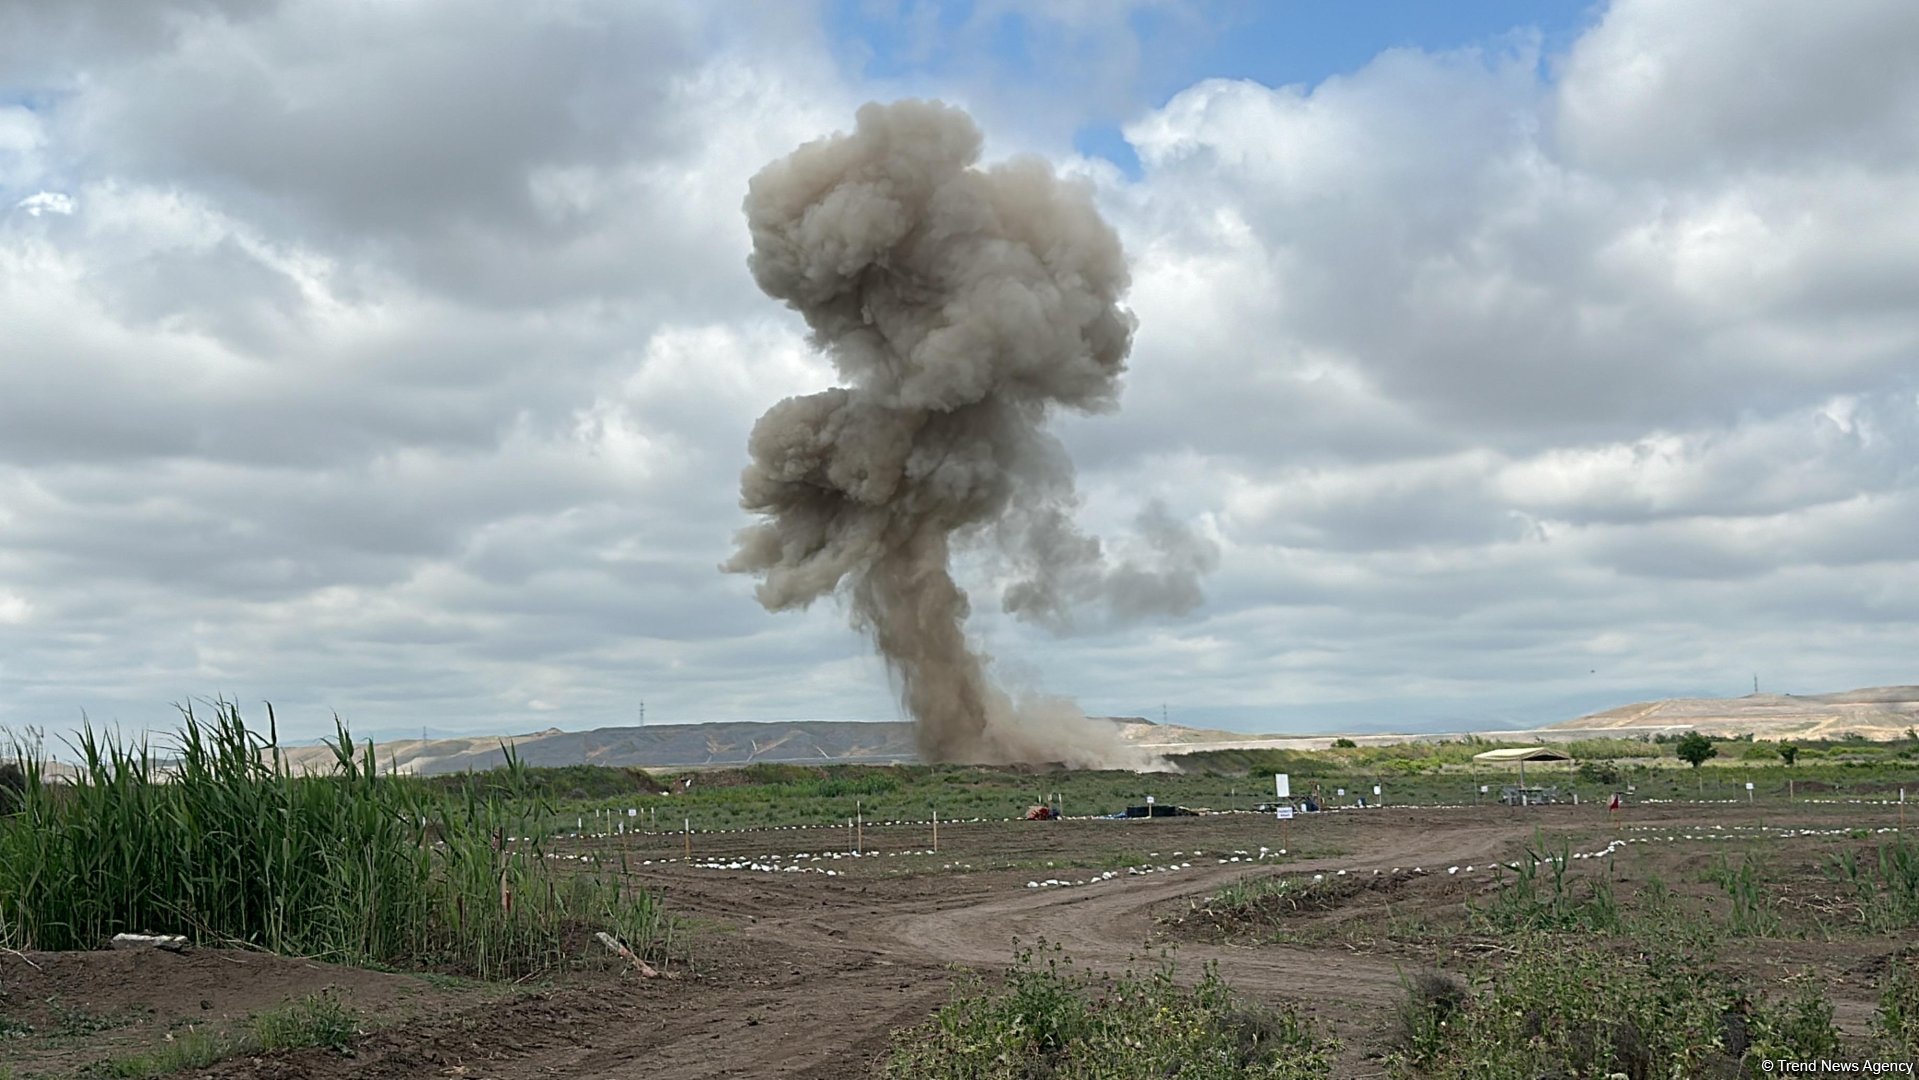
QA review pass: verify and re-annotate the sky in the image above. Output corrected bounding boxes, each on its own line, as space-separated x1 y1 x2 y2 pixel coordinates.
2 0 1917 747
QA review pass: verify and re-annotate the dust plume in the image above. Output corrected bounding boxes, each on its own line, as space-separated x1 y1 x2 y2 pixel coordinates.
724 100 1209 767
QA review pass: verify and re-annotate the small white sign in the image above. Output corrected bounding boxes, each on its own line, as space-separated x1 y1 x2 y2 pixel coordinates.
1336 788 1346 797
1480 785 1489 793
1146 795 1155 805
1275 806 1295 820
1745 782 1755 791
1372 785 1382 796
1274 773 1291 799
628 808 638 818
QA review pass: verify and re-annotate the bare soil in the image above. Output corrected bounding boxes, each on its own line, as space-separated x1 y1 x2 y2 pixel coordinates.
4 801 1911 1078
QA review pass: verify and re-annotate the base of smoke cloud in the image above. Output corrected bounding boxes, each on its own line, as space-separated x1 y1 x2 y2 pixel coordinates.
905 683 1171 772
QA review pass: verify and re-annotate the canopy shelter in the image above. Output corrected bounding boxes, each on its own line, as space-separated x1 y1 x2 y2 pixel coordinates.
1472 747 1574 802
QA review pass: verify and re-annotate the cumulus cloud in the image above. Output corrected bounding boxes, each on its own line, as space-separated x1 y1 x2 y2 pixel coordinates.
12 192 70 216
1 0 1915 743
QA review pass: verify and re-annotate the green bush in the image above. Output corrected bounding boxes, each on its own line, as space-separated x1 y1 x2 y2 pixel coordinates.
1575 760 1620 786
1710 852 1782 937
250 991 360 1052
1393 943 1838 1078
87 993 362 1078
888 942 1335 1079
1875 954 1919 1060
1828 836 1919 931
1471 839 1619 934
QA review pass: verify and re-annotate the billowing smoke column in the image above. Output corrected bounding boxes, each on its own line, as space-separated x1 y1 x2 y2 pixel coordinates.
725 100 1208 767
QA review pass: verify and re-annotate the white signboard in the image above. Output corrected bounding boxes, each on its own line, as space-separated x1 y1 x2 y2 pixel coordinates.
1274 773 1291 799
1372 785 1382 796
1745 782 1755 791
1480 785 1489 793
1336 788 1346 797
1145 795 1155 805
1275 806 1295 820
628 808 638 818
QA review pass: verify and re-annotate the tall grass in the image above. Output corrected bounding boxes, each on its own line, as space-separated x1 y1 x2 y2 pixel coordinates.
1828 835 1919 931
1471 838 1619 934
0 702 659 979
1710 851 1783 937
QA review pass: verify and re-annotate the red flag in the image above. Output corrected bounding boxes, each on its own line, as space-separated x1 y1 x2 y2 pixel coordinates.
1608 793 1622 811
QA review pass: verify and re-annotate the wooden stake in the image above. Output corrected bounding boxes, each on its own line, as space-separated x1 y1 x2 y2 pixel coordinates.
932 806 939 853
682 817 690 860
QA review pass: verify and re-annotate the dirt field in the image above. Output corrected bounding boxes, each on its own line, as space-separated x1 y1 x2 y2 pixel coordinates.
3 801 1911 1078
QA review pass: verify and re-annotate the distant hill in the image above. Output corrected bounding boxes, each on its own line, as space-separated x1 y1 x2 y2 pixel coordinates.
1552 686 1919 741
274 720 924 775
272 716 1208 775
143 684 1919 777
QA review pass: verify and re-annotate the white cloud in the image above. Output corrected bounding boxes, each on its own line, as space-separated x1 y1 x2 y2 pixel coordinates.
1 0 1916 742
13 191 72 216
1555 0 1919 175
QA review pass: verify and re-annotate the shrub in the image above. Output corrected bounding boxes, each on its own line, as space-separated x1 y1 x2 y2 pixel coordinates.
1576 760 1620 786
1471 838 1619 934
250 991 360 1052
888 942 1335 1079
1394 943 1838 1078
1828 836 1919 931
1875 954 1919 1060
1392 970 1466 1062
1710 852 1782 937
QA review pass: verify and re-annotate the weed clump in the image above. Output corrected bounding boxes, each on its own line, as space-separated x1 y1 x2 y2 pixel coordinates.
1391 969 1466 1063
888 941 1335 1079
1828 835 1919 931
1391 944 1841 1079
1470 838 1619 934
1876 953 1919 1060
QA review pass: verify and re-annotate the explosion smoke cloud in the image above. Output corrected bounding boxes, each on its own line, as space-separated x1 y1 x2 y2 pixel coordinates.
724 100 1211 766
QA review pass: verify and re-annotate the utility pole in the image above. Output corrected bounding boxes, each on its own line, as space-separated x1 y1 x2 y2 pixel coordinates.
1161 703 1168 725
639 701 646 727
1753 674 1759 695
